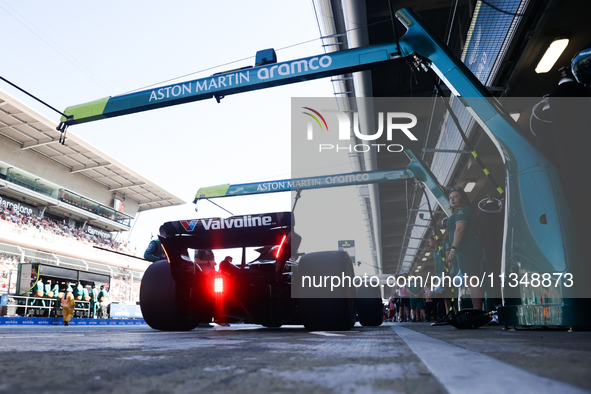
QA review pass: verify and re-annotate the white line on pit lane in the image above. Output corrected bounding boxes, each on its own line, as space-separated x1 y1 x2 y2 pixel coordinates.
309 331 346 337
0 334 86 338
391 325 589 394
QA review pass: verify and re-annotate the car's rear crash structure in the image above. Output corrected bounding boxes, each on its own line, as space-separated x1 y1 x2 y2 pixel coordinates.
139 212 383 331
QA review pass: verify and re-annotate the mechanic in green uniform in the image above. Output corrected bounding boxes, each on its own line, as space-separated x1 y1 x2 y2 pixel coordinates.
50 280 60 316
43 279 56 315
51 281 59 297
44 279 53 298
30 277 45 307
446 187 485 310
89 284 99 318
144 226 167 262
81 285 90 317
74 281 83 300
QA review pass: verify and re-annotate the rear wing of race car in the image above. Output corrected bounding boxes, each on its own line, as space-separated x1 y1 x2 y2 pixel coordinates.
159 211 292 254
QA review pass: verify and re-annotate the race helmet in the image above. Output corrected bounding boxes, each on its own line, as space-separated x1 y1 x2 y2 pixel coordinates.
194 249 215 262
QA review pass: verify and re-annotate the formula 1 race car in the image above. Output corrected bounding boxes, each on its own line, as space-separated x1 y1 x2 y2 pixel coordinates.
139 212 383 331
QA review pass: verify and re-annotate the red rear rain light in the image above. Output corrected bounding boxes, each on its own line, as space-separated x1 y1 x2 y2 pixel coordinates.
276 234 287 258
214 277 224 293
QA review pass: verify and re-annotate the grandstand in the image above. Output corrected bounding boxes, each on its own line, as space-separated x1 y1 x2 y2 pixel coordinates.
0 88 184 309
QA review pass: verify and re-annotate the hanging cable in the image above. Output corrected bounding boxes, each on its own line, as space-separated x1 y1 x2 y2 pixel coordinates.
0 75 72 145
0 75 67 118
119 18 392 96
203 198 234 216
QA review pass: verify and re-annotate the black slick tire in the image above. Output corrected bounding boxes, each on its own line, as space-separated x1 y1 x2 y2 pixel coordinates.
297 251 356 331
140 260 198 331
356 284 384 326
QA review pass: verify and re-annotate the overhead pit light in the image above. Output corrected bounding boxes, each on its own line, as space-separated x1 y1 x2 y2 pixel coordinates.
422 258 427 261
535 38 569 74
425 252 431 256
465 181 476 193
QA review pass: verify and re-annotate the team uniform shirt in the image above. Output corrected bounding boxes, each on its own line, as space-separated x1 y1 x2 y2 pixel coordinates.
144 239 165 262
33 281 44 296
446 205 484 276
74 284 83 299
409 282 424 309
90 288 98 302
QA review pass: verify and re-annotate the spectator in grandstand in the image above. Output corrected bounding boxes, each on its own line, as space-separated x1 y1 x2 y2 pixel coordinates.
446 187 485 310
0 205 130 254
97 285 108 318
144 226 167 262
90 284 98 318
61 286 75 326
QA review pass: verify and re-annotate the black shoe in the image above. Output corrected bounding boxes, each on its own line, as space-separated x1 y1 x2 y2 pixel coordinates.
64 322 69 326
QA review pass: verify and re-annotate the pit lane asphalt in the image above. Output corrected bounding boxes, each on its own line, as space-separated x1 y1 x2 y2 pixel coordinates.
0 322 590 394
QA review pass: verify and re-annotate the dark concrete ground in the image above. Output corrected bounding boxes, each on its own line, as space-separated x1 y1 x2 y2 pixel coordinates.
0 321 589 394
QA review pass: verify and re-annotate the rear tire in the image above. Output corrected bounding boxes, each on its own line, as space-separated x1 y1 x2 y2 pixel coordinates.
297 251 356 331
140 260 198 331
356 284 383 326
